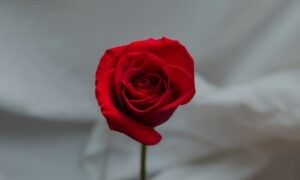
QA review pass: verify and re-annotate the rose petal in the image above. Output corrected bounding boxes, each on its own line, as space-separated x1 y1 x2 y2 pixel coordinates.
128 95 160 110
121 68 142 85
95 45 127 81
122 88 159 115
127 37 194 77
96 70 162 145
141 107 177 127
117 52 169 80
167 65 195 105
124 83 148 100
152 75 167 94
123 89 161 111
122 85 174 119
140 89 176 126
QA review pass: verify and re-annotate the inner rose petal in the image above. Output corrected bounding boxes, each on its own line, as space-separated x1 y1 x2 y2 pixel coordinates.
133 73 161 92
114 52 171 114
124 83 148 100
128 93 161 110
135 77 153 89
122 70 167 100
122 85 174 118
121 73 171 117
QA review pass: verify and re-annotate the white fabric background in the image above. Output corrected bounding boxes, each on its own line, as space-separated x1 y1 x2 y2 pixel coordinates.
0 0 300 180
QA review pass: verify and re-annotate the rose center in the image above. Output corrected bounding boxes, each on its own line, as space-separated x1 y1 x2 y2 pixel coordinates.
133 74 159 91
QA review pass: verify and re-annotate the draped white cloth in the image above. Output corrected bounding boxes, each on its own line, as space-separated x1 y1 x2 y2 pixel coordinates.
0 0 300 180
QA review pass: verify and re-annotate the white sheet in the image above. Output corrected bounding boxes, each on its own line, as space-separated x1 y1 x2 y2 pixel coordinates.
0 0 300 180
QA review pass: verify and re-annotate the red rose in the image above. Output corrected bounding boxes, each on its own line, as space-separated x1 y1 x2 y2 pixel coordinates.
95 37 195 145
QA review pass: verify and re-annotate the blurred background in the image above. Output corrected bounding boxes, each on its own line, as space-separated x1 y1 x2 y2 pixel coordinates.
0 0 300 180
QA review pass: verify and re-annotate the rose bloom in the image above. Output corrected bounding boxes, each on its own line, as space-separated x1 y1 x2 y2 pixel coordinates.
95 37 195 145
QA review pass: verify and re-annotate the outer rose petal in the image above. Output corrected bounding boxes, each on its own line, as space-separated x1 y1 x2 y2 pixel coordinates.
127 37 194 77
167 65 195 105
142 107 177 127
95 70 162 145
95 45 127 81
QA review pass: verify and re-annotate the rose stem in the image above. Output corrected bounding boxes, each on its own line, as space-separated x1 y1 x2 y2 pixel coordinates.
140 144 147 180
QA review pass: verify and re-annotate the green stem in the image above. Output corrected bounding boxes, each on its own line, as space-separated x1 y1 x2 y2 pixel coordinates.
140 144 147 180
